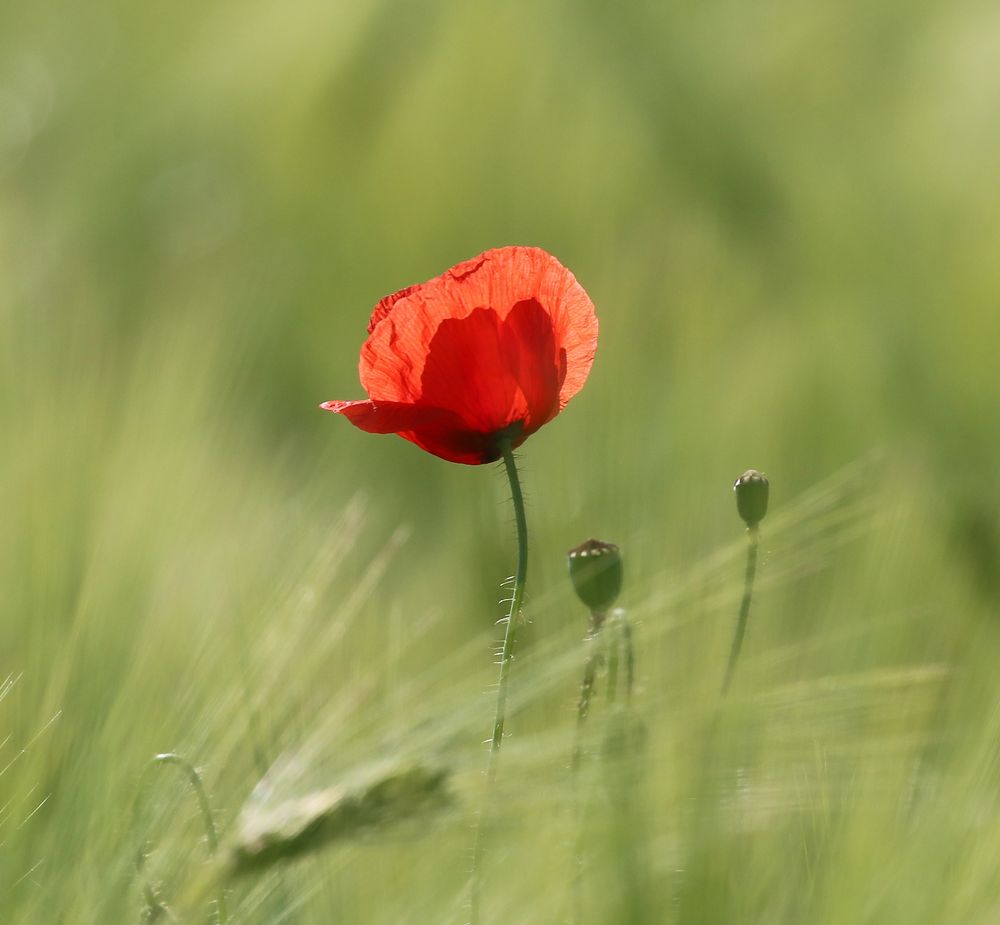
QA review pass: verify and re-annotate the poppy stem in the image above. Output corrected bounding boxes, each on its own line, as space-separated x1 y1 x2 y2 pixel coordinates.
722 526 760 695
488 438 529 761
469 437 528 923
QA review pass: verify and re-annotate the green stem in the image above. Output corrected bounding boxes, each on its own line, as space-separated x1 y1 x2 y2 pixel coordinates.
571 614 604 772
620 614 635 704
606 629 620 706
722 527 760 695
134 753 228 924
568 612 604 925
487 440 529 764
469 438 528 923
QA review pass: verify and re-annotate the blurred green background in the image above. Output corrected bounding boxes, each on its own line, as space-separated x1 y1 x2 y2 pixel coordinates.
2 0 999 921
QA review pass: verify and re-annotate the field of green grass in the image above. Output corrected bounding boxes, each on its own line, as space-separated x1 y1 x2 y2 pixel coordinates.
3 0 1000 922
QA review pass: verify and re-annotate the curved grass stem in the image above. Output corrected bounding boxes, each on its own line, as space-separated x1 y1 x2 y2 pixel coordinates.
134 752 227 924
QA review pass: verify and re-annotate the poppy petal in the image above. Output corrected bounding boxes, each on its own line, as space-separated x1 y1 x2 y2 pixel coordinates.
418 308 521 435
500 298 561 432
357 247 597 412
435 247 597 410
319 399 453 434
366 284 419 335
321 399 503 465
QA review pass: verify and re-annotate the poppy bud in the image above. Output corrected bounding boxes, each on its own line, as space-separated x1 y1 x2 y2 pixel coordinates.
734 469 769 529
567 539 623 614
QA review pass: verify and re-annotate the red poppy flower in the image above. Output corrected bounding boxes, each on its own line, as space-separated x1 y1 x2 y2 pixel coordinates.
322 246 598 465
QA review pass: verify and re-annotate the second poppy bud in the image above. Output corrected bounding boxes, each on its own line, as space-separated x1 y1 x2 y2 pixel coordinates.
567 539 623 616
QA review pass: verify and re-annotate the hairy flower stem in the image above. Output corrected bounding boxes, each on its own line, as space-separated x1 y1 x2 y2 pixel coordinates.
722 526 760 695
469 438 528 924
488 440 529 761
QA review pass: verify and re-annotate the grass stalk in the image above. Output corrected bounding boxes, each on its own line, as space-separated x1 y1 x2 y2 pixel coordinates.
134 753 227 924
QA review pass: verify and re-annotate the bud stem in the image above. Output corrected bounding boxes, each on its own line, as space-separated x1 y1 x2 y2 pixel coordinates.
722 526 760 695
606 629 620 705
572 616 604 771
567 615 603 925
620 614 635 704
469 437 528 923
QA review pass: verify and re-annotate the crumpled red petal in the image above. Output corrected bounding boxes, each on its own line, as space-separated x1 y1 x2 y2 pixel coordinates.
321 399 508 465
357 247 596 409
324 246 598 465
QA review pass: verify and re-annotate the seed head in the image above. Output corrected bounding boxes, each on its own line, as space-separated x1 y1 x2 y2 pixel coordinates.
567 539 623 615
734 469 769 529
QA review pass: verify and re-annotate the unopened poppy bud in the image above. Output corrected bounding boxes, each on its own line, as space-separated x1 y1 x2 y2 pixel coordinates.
734 469 769 529
567 539 623 614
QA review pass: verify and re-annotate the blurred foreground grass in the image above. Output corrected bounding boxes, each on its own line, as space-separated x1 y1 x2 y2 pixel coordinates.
2 0 1000 922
